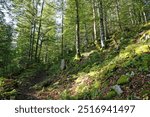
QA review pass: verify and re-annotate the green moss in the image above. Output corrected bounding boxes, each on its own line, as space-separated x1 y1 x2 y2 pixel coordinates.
135 45 149 54
119 52 130 59
75 84 89 94
93 81 100 89
141 90 150 95
0 89 17 99
117 75 129 85
0 77 5 87
60 90 71 100
75 73 87 83
3 89 17 96
74 54 81 61
88 71 100 79
105 91 117 99
95 40 102 51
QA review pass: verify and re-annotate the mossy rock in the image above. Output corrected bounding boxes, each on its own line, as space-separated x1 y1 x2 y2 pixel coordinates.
117 75 129 85
105 90 117 99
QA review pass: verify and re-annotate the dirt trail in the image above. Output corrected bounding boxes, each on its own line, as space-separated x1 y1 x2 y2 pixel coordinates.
16 71 47 100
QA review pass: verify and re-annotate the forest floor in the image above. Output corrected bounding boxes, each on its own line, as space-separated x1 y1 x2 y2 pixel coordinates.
0 23 150 100
16 70 47 99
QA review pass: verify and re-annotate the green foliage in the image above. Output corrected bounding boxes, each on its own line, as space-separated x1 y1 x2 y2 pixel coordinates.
75 83 89 94
141 90 150 96
0 89 18 100
104 91 117 100
47 63 61 76
0 19 14 76
141 23 150 31
60 90 72 100
0 77 18 99
2 89 17 99
117 75 129 85
70 88 102 100
90 88 102 100
74 54 81 61
0 77 5 87
124 53 150 72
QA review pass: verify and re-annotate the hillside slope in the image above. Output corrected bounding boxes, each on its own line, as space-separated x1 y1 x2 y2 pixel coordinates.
30 23 150 100
0 23 150 100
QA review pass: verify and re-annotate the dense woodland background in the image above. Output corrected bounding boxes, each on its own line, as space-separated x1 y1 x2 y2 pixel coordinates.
0 0 150 100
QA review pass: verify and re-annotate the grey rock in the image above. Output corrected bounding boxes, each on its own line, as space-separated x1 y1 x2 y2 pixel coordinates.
60 59 66 70
130 71 135 76
146 74 150 78
112 85 123 95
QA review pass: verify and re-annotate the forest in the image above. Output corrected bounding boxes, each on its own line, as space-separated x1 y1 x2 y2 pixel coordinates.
0 0 150 100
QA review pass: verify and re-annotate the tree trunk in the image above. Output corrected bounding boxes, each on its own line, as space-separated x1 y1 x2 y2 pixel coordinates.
44 41 48 64
31 21 36 61
30 0 39 61
115 0 123 31
29 22 33 61
38 36 43 61
128 7 134 25
75 0 81 59
35 0 45 61
61 0 66 70
61 0 64 59
92 0 97 43
142 11 147 23
103 4 109 40
131 1 137 25
84 23 88 46
98 0 105 48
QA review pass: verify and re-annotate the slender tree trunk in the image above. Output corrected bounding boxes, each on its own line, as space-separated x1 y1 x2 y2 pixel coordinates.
38 35 43 61
35 0 44 61
38 41 42 61
129 7 134 25
31 21 36 61
29 23 33 61
98 0 105 48
115 0 123 31
75 0 81 59
131 1 137 25
44 41 48 64
60 0 66 70
142 11 147 23
84 23 88 45
92 0 97 43
30 0 39 61
61 0 64 59
139 11 144 24
103 4 108 40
